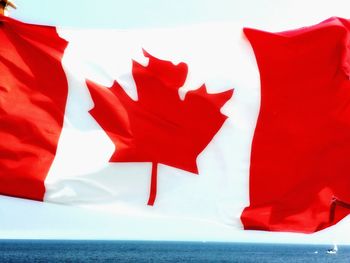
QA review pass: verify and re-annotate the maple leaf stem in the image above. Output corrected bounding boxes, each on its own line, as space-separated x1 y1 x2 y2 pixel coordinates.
147 162 158 206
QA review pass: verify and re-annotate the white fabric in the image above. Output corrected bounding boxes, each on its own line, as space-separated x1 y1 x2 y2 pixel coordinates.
44 23 260 228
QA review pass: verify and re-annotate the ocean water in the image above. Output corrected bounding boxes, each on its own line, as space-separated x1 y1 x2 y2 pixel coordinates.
0 240 348 263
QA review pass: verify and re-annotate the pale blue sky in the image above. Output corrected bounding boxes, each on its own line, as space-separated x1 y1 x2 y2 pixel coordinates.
2 0 350 243
12 0 275 28
11 0 350 30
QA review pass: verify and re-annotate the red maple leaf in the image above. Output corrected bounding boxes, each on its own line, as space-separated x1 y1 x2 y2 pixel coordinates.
86 51 233 205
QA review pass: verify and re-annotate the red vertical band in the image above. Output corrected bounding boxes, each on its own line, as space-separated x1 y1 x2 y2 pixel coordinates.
0 16 68 201
241 17 350 233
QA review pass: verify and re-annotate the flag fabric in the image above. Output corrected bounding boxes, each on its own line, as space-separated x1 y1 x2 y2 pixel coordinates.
241 17 350 233
1 15 350 233
0 16 68 200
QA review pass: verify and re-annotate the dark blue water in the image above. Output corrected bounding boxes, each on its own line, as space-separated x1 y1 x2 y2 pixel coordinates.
0 240 348 262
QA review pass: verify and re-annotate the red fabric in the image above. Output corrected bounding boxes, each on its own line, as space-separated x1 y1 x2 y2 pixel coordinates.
241 17 350 233
86 51 233 205
0 16 68 201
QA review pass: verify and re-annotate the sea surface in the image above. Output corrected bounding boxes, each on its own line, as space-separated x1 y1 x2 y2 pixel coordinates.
0 240 348 262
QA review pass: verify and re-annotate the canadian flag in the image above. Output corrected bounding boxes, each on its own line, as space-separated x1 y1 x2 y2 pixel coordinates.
1 15 350 234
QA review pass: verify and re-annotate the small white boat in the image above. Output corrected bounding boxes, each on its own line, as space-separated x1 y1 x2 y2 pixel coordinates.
326 244 338 254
